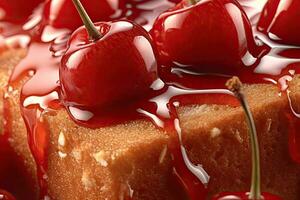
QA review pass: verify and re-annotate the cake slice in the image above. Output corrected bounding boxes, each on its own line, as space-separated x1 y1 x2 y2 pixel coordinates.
0 49 299 200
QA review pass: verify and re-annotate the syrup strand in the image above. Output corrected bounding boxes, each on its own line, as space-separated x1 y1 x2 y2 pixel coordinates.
226 77 261 200
71 0 101 40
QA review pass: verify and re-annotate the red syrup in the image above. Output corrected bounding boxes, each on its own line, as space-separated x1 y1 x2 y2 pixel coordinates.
0 0 44 22
0 0 299 200
212 191 282 200
42 0 127 31
257 0 300 46
0 189 16 200
0 130 37 200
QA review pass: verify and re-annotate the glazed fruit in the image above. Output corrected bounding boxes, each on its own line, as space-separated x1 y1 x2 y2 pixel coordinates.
42 0 125 30
0 0 43 22
213 192 282 200
212 77 282 200
258 0 300 46
151 0 259 73
60 0 158 110
0 190 16 200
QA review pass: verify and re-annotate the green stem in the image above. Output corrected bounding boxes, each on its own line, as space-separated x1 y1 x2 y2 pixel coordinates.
72 0 101 41
226 77 261 200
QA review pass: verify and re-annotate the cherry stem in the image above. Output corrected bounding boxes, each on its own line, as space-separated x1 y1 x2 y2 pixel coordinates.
226 77 261 200
72 0 101 41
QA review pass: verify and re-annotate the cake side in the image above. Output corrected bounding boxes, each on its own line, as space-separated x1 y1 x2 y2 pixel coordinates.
43 83 300 199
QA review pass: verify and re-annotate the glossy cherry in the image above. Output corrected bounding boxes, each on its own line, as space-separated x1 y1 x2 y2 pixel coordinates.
212 192 282 200
258 0 300 46
151 0 260 73
60 0 158 110
42 0 126 31
0 0 43 22
0 190 16 200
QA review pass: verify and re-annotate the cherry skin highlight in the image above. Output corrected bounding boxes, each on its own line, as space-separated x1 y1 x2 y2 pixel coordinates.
212 192 283 200
60 20 158 110
0 190 16 200
258 0 300 46
0 0 43 22
150 0 260 73
42 0 126 31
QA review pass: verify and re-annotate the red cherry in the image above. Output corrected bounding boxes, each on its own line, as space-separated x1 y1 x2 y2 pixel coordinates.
212 192 283 200
150 0 260 73
0 0 43 22
60 20 158 109
43 0 126 31
258 0 300 46
0 190 16 200
60 1 158 110
258 0 300 45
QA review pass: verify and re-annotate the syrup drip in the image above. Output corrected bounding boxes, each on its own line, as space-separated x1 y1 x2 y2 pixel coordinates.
0 0 300 199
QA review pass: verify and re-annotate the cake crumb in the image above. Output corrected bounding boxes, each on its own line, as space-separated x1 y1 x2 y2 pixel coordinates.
58 151 67 158
210 127 221 138
71 148 82 162
128 182 134 198
44 196 50 200
266 118 272 133
234 129 243 143
93 151 109 167
81 171 96 191
111 151 122 161
159 145 168 164
100 185 109 192
58 131 66 147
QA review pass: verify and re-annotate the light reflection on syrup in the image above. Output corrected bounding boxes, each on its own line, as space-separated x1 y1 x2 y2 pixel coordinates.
1 0 300 199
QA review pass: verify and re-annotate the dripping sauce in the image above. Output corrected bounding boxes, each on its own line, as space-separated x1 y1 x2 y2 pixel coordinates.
0 0 299 199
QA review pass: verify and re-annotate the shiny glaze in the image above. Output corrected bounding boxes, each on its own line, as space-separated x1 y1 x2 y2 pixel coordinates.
151 0 265 73
212 192 282 200
0 0 299 199
0 0 43 23
60 20 158 110
0 189 16 200
258 0 300 46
